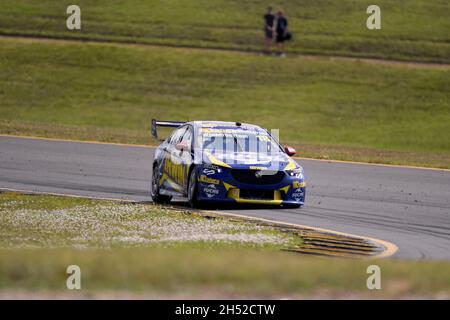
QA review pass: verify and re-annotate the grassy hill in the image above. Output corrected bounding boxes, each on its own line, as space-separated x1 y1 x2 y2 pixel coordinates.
0 1 449 167
0 0 449 63
0 37 449 167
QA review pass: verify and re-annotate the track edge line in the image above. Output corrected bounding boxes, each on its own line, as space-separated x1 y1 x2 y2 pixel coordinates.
198 209 399 259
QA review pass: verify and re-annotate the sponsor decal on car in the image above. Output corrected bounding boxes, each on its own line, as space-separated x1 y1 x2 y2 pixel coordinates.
249 166 267 170
164 159 186 185
292 188 305 201
203 164 220 170
199 175 220 185
202 168 216 176
203 184 220 198
293 181 306 188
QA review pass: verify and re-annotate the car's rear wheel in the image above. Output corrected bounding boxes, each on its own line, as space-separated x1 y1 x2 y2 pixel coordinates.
151 165 172 204
187 167 199 208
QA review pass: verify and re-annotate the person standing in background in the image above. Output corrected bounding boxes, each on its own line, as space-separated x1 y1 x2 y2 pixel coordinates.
263 7 275 54
275 10 289 57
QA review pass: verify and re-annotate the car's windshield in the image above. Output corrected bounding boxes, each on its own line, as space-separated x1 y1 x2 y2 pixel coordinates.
199 128 282 155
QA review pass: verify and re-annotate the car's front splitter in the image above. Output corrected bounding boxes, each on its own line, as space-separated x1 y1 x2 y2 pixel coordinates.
196 179 305 206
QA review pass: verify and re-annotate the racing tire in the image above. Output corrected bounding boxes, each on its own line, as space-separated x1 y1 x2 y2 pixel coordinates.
151 165 172 204
187 167 200 208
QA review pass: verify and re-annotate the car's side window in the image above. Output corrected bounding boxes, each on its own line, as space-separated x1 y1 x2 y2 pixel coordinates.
180 126 193 146
169 126 187 145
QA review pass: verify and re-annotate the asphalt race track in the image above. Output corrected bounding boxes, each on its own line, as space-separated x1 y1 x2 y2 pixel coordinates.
1 136 449 259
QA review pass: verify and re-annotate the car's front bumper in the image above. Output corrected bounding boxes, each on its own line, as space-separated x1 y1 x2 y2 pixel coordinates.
195 165 306 206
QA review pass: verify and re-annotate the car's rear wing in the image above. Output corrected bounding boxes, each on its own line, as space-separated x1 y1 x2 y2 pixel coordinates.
151 119 186 140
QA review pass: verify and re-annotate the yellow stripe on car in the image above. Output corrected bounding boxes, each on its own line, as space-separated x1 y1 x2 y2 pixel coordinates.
224 183 288 205
223 182 236 191
226 186 283 205
160 173 183 192
205 152 232 168
284 157 297 170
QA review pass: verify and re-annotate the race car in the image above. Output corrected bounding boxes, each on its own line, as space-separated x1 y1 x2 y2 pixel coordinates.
150 119 306 208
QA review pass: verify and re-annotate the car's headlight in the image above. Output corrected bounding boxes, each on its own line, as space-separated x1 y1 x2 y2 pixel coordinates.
286 167 304 179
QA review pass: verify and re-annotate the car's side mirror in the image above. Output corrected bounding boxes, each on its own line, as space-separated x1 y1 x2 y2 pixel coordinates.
284 145 296 156
176 141 190 152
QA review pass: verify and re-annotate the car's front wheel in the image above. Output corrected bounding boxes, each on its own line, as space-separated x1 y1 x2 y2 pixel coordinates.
151 165 172 204
187 167 199 208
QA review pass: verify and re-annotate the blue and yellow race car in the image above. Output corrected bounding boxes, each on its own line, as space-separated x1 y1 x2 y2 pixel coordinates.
150 119 306 208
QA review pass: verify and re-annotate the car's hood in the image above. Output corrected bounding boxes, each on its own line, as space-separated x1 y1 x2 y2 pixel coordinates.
204 151 299 171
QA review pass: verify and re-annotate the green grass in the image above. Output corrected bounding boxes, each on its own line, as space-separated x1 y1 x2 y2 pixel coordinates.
1 194 449 298
0 192 298 250
0 0 449 63
0 247 450 299
0 37 449 168
2 245 450 298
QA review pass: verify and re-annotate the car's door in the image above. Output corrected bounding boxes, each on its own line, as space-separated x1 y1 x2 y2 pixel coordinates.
163 125 188 194
177 126 194 193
